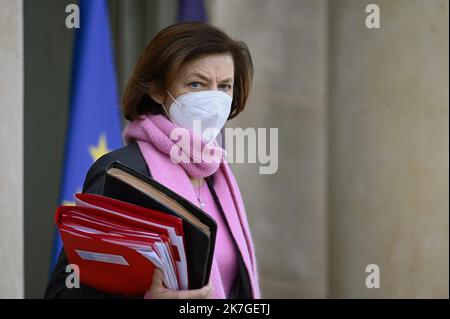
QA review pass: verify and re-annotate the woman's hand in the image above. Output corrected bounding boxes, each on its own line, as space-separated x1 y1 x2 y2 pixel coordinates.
145 268 214 299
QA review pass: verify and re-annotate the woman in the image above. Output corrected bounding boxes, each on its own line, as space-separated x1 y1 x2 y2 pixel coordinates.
45 21 260 299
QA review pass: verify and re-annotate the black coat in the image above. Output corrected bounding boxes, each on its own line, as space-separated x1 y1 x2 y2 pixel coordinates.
44 141 252 299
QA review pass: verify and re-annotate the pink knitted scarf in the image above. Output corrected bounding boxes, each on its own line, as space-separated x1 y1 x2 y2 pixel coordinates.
122 114 261 299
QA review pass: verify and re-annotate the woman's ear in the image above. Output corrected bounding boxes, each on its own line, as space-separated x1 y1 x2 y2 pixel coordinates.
147 80 166 105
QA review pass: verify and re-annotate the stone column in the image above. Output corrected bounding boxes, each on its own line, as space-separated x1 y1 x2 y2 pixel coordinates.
0 0 24 298
328 0 449 298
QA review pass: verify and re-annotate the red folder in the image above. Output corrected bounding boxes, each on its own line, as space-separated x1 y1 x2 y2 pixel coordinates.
55 194 187 296
73 193 188 288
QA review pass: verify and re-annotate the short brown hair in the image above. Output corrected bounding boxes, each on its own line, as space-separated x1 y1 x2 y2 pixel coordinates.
122 22 254 121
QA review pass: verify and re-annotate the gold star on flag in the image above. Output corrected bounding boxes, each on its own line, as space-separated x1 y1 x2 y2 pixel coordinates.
89 133 110 162
62 199 75 206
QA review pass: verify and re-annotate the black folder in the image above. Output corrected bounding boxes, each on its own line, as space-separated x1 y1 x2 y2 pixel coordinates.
102 161 217 290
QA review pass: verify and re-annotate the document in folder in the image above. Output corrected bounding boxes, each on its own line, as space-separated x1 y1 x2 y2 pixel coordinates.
55 160 217 296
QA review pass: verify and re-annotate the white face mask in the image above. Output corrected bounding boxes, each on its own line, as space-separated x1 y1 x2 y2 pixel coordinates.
163 89 232 143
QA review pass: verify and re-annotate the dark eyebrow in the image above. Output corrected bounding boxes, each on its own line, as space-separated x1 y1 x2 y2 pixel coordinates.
188 72 234 84
188 72 211 82
220 77 234 84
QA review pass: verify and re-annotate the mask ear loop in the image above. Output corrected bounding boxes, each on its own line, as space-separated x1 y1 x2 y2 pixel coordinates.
161 89 180 122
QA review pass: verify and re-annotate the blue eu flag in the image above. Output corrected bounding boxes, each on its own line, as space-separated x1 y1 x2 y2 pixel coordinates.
178 0 208 22
50 0 123 272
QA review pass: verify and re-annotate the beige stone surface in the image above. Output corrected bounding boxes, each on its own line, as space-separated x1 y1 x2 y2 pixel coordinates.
0 0 24 299
210 0 448 298
328 0 449 298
